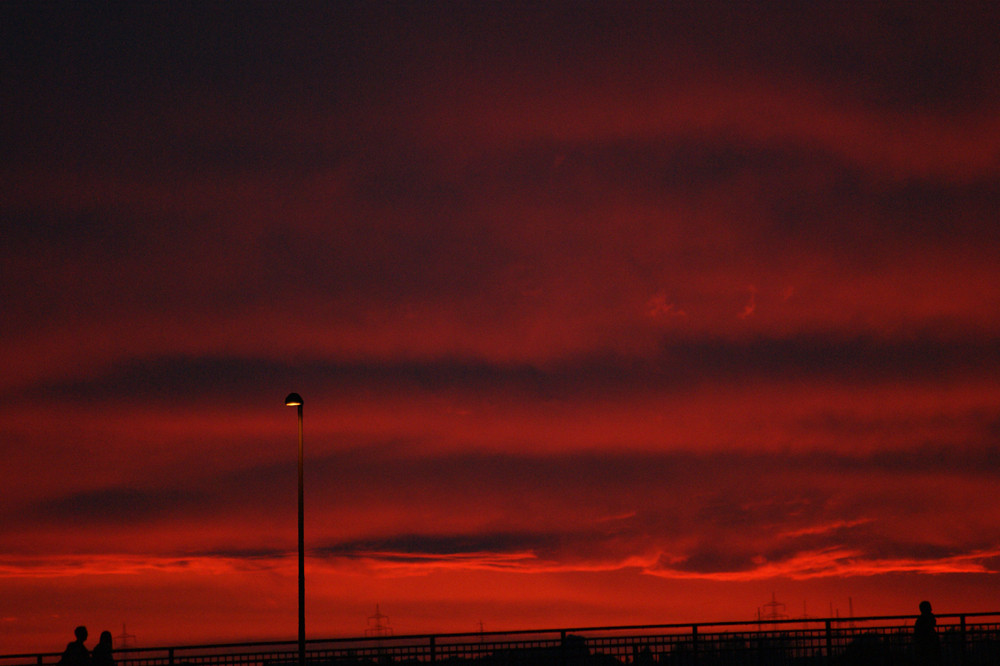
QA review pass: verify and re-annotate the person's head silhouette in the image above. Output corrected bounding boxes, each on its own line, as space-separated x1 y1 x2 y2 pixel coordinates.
99 631 112 647
74 626 88 643
919 600 933 615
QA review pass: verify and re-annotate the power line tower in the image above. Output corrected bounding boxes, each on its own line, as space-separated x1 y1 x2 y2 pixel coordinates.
758 593 788 629
116 623 137 650
365 605 393 638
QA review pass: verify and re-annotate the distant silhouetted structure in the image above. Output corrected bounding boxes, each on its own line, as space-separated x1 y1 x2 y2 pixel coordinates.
58 626 90 666
115 624 136 650
365 605 393 637
913 600 941 665
757 592 788 628
92 631 114 666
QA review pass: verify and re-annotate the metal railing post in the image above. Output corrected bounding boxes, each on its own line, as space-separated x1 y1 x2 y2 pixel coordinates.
824 620 832 663
168 647 175 666
960 614 967 665
429 635 436 664
691 624 698 665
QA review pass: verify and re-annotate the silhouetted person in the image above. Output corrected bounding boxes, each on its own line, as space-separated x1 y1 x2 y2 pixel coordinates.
913 600 941 665
91 631 114 666
59 626 90 666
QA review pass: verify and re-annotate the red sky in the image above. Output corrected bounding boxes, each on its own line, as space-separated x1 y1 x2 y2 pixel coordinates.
3 1 1000 655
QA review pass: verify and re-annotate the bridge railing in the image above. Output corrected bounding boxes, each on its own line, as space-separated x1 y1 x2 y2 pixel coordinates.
4 612 999 666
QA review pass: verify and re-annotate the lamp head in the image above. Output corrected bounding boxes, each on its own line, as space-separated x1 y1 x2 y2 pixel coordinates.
285 393 303 407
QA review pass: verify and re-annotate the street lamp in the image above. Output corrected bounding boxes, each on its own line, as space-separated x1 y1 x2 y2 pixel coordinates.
284 392 305 666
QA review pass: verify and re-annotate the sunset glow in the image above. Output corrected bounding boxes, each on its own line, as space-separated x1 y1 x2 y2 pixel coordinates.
2 1 1000 656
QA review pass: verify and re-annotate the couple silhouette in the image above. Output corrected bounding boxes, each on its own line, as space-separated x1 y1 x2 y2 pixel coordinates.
59 626 114 666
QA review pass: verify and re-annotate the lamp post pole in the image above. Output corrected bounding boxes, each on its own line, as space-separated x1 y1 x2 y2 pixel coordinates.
285 393 305 666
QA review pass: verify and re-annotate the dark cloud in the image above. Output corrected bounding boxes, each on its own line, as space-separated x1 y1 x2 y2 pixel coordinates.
185 547 289 561
669 549 761 575
6 123 999 357
27 486 206 525
305 450 1000 575
309 444 1000 535
660 334 1000 385
13 330 1000 405
317 532 556 560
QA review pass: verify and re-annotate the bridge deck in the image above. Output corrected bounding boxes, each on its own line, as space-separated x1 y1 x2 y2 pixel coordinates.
5 613 999 666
